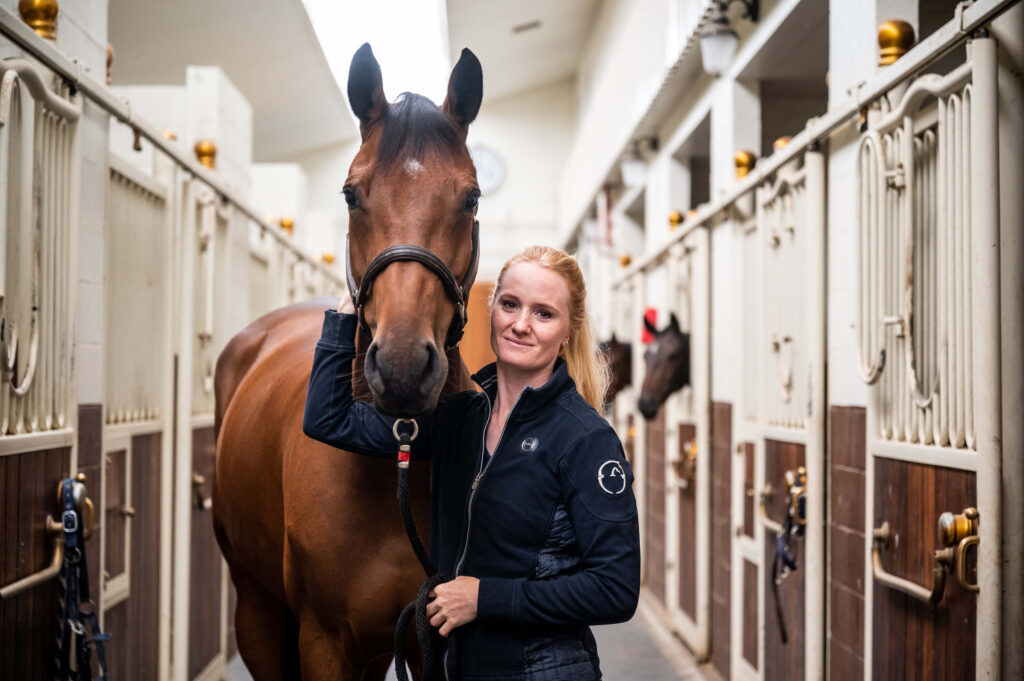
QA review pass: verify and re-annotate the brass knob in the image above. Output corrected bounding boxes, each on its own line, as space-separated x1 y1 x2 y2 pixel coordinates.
162 129 178 141
773 136 792 150
106 43 114 85
18 0 57 40
668 211 683 229
321 252 335 264
938 507 979 547
280 217 294 235
619 254 632 268
194 139 217 169
120 505 136 518
878 20 915 66
734 150 756 179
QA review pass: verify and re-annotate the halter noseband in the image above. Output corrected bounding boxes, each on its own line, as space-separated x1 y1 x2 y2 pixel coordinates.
345 220 480 351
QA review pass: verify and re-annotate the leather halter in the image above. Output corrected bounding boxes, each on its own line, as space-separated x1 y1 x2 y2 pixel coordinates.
345 220 480 350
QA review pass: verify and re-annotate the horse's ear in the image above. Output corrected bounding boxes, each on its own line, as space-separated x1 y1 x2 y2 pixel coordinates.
442 48 483 129
348 43 388 135
643 315 658 336
611 332 618 344
669 312 680 331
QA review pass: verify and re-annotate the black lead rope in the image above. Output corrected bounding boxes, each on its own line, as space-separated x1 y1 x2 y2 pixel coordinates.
392 420 458 681
771 507 801 645
55 478 110 681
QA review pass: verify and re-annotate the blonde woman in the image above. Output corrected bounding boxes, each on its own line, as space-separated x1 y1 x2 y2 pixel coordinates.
304 246 640 681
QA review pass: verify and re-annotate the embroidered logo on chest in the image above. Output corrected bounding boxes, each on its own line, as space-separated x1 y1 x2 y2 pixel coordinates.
520 437 539 453
597 460 627 495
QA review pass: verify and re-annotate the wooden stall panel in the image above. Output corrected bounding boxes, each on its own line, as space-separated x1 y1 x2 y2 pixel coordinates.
0 447 72 680
743 442 755 539
829 406 866 681
103 433 163 681
105 448 128 580
742 559 758 670
189 426 222 679
763 439 805 681
872 459 976 681
645 408 666 606
709 403 732 679
677 422 697 620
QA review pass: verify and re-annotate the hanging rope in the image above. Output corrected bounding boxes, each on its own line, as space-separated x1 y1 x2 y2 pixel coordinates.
391 419 459 681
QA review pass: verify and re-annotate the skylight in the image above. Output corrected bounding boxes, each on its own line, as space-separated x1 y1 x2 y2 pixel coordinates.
302 0 452 110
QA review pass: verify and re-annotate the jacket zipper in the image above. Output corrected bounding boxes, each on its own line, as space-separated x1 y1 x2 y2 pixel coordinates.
454 388 525 576
444 387 526 681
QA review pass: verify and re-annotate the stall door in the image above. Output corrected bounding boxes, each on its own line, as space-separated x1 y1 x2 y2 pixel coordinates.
855 37 999 681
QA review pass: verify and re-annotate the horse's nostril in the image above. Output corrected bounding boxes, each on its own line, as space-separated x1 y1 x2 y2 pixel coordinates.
418 343 440 397
364 342 386 395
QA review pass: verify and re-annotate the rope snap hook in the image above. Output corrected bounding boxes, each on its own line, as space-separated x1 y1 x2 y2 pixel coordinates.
392 418 419 469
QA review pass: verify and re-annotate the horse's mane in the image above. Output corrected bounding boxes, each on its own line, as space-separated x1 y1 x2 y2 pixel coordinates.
375 93 464 170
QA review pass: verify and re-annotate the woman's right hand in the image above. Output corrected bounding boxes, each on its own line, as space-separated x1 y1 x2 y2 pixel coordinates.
338 295 355 314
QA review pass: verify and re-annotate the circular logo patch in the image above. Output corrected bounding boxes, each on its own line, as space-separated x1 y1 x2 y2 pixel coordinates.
520 437 538 453
597 460 627 495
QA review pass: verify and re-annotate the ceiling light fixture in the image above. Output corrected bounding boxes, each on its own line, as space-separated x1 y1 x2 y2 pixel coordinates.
699 0 759 77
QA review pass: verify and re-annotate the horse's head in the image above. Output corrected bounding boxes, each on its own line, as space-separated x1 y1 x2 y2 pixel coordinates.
344 44 483 417
637 313 690 420
600 334 632 405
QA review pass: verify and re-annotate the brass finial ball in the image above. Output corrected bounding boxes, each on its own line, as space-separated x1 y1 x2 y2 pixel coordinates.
773 136 792 150
194 140 217 169
878 20 915 66
19 0 58 40
321 252 335 264
619 254 632 268
280 217 295 234
734 150 757 179
668 211 683 229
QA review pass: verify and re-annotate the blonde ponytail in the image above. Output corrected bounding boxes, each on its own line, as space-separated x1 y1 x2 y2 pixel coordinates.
492 246 609 410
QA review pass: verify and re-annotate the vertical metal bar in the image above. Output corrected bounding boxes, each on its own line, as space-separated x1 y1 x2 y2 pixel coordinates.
969 35 1001 681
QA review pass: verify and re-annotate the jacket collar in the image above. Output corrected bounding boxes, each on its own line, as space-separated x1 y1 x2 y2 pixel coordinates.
471 358 576 421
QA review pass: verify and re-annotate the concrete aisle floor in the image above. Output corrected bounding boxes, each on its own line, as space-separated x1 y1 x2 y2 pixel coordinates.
226 603 707 681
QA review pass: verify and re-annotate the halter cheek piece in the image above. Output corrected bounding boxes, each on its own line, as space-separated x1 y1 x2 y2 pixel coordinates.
346 220 480 351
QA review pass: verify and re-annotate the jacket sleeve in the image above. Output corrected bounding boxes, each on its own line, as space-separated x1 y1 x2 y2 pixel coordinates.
302 310 433 458
475 426 641 627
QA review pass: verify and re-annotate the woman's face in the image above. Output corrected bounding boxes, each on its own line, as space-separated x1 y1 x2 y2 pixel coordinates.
490 262 572 376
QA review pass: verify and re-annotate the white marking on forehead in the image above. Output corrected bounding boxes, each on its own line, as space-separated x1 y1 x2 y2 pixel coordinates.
404 158 424 176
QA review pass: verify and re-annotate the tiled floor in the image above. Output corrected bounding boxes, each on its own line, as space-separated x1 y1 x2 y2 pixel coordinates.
226 602 707 680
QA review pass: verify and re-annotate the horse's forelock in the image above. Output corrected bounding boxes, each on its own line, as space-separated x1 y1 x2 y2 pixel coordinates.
373 93 465 171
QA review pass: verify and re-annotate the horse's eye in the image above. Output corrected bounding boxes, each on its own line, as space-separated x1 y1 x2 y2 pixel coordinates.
342 187 359 210
464 193 479 212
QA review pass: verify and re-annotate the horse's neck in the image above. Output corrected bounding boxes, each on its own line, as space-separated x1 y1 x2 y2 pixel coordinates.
351 328 473 404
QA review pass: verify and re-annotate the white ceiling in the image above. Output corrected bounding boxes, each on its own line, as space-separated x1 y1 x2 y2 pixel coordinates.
445 0 601 103
108 0 357 160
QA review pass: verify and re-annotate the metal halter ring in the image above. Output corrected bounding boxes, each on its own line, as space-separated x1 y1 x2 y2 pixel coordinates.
392 418 419 443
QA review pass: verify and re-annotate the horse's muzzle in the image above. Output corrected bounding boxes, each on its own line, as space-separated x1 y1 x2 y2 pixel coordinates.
364 336 445 417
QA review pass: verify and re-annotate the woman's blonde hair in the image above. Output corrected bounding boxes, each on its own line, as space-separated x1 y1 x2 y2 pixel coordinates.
491 246 609 411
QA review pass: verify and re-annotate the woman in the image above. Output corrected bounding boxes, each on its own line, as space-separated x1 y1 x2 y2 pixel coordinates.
303 246 640 681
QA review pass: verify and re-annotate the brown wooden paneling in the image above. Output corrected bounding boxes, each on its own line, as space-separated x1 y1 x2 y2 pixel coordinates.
743 442 755 538
763 439 804 681
742 559 758 669
105 599 129 676
828 406 867 677
78 404 103 604
677 422 697 619
709 402 732 679
461 282 496 375
189 425 222 680
0 446 71 680
871 458 976 681
644 408 666 606
119 432 163 681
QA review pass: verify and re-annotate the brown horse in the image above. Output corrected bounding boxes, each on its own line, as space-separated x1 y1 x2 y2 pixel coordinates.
213 44 484 680
600 334 632 406
637 313 690 420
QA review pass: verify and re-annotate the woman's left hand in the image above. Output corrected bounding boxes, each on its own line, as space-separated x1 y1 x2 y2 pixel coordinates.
427 576 480 637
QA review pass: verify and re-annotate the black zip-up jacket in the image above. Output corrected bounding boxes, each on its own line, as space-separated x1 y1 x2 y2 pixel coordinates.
303 311 641 681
